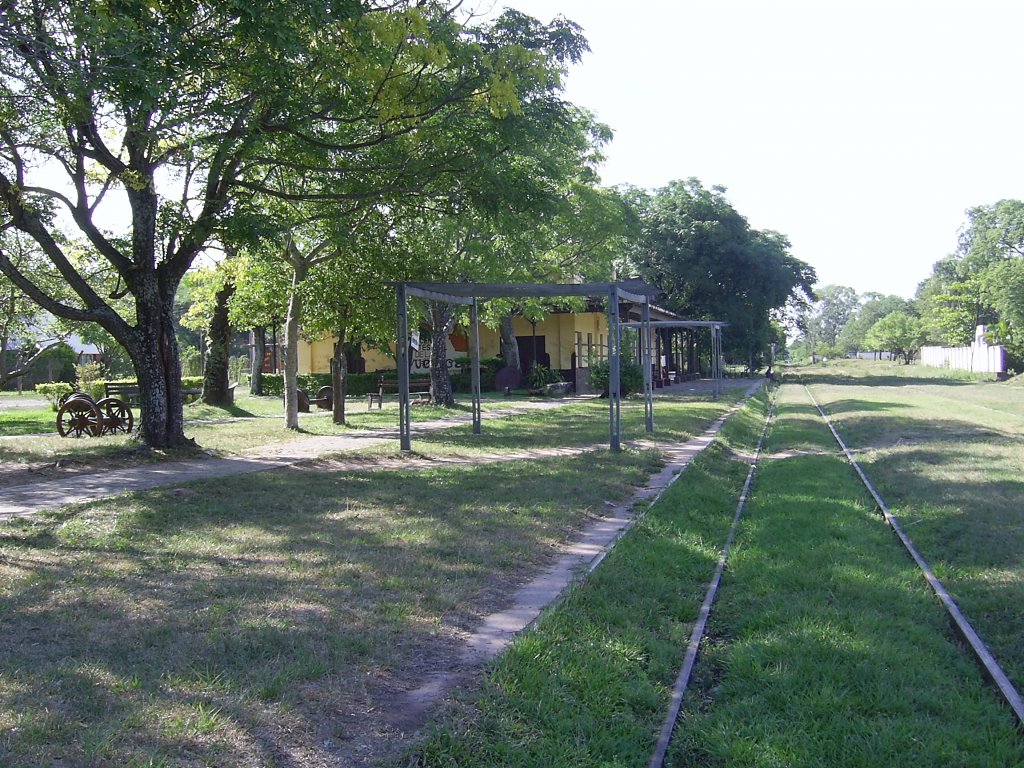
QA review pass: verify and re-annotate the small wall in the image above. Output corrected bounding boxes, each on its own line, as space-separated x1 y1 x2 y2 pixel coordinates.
920 343 1006 373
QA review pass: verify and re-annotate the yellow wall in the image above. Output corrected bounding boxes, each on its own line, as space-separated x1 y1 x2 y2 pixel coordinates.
297 310 611 374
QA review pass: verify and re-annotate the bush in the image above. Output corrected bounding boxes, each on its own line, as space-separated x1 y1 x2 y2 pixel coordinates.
449 356 504 392
74 362 105 401
588 359 644 396
35 382 73 410
260 372 402 398
524 364 562 390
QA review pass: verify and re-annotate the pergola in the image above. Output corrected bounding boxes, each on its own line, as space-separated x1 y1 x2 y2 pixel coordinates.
393 281 725 452
621 320 728 403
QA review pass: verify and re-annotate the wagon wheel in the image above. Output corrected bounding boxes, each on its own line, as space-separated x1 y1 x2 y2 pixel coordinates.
296 388 311 413
65 391 97 407
56 398 102 438
316 385 333 410
96 397 134 435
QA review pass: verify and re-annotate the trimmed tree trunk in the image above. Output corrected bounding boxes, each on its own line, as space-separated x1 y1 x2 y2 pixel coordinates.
250 326 266 395
202 278 236 406
331 331 347 425
129 283 188 448
283 261 308 430
499 314 521 370
429 302 455 407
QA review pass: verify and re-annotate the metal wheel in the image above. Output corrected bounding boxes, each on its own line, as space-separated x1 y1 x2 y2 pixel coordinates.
64 391 97 407
316 385 333 410
296 388 311 413
96 397 134 435
56 398 102 438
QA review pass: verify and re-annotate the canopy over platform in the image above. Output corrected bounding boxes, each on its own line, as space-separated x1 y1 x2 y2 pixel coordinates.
391 281 725 451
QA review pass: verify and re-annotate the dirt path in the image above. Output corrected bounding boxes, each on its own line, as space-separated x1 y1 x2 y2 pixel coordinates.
0 382 758 520
0 397 592 519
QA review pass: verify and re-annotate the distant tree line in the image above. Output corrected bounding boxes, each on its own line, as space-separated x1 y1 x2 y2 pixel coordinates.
793 199 1024 367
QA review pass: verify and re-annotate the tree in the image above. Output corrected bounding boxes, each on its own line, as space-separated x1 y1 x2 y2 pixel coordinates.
804 284 859 355
838 293 912 354
0 1 582 446
627 179 815 371
864 311 925 364
0 232 68 388
227 254 290 396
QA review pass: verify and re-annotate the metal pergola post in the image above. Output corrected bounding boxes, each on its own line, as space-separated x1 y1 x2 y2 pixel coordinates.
608 284 622 452
470 297 482 435
392 281 654 453
396 283 412 451
716 325 724 399
641 301 654 433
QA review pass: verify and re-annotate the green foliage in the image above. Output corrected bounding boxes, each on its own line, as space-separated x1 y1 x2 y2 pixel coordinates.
524 364 562 390
864 311 926 364
228 356 249 385
804 284 860 353
34 382 73 410
838 293 913 353
260 372 402 398
74 362 105 400
179 347 202 378
448 357 504 392
627 179 816 367
587 359 644 396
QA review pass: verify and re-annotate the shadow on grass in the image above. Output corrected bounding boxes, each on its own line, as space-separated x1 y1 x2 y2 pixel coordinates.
0 451 657 767
789 371 980 388
409 397 733 453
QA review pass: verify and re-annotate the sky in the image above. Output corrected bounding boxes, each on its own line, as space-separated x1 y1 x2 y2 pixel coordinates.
473 0 1024 299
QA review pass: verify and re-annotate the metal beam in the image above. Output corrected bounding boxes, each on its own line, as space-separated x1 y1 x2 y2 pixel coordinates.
470 297 482 435
396 284 412 451
608 284 622 452
404 286 476 306
400 281 649 304
621 320 728 329
642 300 654 433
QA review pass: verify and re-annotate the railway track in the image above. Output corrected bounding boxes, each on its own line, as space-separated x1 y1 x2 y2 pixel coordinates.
649 382 1024 768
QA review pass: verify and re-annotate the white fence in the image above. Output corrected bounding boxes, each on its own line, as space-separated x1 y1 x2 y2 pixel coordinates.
920 342 1006 374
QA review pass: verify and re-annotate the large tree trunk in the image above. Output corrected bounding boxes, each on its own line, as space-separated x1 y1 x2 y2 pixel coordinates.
499 314 521 370
129 290 188 448
429 302 455 407
250 326 266 395
331 330 347 425
282 262 307 430
202 278 236 406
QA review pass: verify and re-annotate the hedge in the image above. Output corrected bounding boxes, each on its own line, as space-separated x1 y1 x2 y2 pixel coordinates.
259 358 505 398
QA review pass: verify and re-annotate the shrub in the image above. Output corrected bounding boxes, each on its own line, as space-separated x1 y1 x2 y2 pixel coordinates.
260 372 398 398
74 362 105 401
35 382 73 410
588 359 645 396
524 364 562 390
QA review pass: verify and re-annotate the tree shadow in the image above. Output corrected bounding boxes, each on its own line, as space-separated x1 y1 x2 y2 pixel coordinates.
0 452 652 765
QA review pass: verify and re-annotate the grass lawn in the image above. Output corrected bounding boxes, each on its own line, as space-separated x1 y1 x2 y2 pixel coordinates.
410 379 1024 767
791 359 1024 695
0 446 661 767
669 382 1023 767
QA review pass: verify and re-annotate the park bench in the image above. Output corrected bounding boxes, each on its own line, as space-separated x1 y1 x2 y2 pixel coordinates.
367 376 432 410
103 381 205 407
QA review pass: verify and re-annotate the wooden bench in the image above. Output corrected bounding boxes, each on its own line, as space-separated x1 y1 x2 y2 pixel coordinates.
368 376 432 410
103 382 141 405
104 381 204 407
